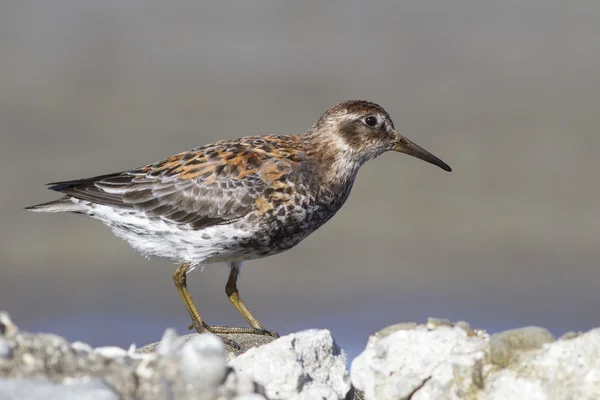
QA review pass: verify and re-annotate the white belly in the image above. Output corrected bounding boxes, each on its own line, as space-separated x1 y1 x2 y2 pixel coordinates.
83 203 254 269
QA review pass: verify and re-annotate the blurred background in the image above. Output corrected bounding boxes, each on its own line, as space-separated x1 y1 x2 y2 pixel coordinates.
1 1 599 360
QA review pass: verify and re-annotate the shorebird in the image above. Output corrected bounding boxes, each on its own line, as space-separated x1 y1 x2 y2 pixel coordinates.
27 100 451 347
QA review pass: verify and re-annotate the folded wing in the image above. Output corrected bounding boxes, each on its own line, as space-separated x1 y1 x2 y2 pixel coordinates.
45 145 292 230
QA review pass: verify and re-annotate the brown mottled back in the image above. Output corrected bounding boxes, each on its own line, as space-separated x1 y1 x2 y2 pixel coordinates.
47 134 323 230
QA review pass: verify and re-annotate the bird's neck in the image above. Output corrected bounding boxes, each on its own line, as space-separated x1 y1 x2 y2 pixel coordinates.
301 131 366 189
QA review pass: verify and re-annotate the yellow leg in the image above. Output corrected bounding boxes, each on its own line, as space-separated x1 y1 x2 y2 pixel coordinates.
172 262 276 345
226 262 266 330
173 262 207 330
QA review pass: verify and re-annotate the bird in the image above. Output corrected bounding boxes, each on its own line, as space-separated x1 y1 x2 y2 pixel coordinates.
26 100 451 348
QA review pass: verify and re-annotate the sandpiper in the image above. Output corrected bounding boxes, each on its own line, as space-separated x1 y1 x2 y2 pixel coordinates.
27 100 451 347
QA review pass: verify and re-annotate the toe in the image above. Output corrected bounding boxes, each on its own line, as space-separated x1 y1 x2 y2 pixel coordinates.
262 329 280 338
190 320 208 334
220 336 241 350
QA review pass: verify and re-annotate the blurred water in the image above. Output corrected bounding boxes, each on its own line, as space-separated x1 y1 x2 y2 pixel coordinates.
2 1 600 359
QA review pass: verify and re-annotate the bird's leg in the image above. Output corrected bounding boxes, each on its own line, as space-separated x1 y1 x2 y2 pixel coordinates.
172 263 275 350
225 262 279 337
172 262 240 348
173 263 204 329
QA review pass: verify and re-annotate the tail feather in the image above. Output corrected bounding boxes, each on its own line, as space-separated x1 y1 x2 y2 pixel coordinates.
27 172 125 213
25 197 85 213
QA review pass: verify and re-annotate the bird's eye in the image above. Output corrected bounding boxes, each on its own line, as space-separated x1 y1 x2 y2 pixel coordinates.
364 116 378 127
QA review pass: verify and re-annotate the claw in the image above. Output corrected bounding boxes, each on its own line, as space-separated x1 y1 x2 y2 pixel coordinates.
188 319 242 349
259 329 280 338
220 337 241 350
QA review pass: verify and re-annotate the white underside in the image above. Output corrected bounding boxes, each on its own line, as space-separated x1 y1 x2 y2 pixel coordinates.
73 199 253 271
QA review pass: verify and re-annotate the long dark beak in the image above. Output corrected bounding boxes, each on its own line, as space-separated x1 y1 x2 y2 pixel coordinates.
392 134 451 172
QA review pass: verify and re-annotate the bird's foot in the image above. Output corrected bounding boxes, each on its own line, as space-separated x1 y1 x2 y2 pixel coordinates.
188 320 241 349
258 329 280 338
188 320 279 348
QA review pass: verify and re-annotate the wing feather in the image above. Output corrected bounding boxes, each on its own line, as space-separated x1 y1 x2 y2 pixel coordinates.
46 141 298 230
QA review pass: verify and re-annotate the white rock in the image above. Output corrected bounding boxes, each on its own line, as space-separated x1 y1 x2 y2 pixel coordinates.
0 377 118 400
0 312 18 336
177 333 227 387
0 338 12 359
93 346 128 358
0 319 267 399
221 367 267 399
0 310 19 336
351 324 487 400
351 323 600 400
485 328 600 399
234 395 268 400
229 329 350 400
156 328 185 356
71 341 93 353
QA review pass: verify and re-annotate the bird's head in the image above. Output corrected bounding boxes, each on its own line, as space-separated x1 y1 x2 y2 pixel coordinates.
310 100 451 172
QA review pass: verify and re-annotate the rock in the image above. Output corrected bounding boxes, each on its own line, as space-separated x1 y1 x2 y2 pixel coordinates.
136 331 277 360
351 322 488 400
0 312 267 399
0 377 118 400
140 329 352 399
230 329 351 400
0 311 351 399
0 312 18 336
351 321 600 400
486 328 600 399
489 326 555 368
0 339 13 359
174 332 229 390
5 307 600 400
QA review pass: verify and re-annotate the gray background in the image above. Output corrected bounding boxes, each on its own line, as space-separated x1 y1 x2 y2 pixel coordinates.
1 1 599 359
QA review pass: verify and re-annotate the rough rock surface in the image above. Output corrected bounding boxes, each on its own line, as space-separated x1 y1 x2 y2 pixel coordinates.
0 314 266 399
0 311 351 400
4 309 600 400
0 377 119 400
230 329 351 400
136 331 277 361
351 318 600 400
351 319 487 399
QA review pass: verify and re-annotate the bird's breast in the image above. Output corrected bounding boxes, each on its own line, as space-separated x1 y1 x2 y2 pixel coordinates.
234 181 353 256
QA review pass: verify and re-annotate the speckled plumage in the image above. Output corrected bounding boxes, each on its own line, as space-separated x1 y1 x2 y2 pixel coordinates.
27 100 450 339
